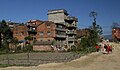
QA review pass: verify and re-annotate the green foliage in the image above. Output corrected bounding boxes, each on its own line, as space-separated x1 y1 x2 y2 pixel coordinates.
69 45 77 52
74 11 102 54
24 36 31 41
23 44 33 52
0 20 13 51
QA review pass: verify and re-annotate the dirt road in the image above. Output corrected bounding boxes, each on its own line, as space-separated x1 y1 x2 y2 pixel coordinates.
0 42 120 70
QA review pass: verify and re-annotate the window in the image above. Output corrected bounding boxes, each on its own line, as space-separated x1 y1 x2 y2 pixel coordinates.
33 28 36 30
40 39 43 41
47 25 50 28
21 32 24 35
48 39 50 41
40 32 43 37
47 31 51 37
16 32 19 35
58 25 62 28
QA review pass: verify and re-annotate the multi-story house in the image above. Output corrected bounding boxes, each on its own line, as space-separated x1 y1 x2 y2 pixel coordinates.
112 27 120 41
27 20 56 51
13 24 28 41
5 22 28 50
48 9 78 49
65 16 78 47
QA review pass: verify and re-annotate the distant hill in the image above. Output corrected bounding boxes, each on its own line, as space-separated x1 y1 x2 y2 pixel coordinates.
103 35 112 39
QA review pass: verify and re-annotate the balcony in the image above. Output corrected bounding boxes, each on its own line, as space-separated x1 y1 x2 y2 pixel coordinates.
65 16 78 21
68 37 75 41
56 28 66 31
28 28 37 34
55 34 66 38
66 24 77 28
66 30 76 34
55 22 66 25
27 23 37 28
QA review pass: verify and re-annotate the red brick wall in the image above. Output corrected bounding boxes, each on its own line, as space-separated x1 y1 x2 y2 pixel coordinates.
33 45 53 51
13 25 28 41
112 28 120 39
36 21 56 41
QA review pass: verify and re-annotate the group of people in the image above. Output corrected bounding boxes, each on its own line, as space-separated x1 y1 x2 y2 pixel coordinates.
95 44 113 54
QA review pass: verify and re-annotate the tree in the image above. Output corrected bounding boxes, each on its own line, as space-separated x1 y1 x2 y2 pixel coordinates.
0 20 13 65
24 36 33 65
89 11 102 44
24 36 32 51
1 20 13 51
11 37 19 52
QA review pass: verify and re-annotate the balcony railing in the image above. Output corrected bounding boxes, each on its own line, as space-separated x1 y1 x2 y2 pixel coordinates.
66 30 76 34
66 24 77 28
65 16 78 21
27 23 37 27
56 28 66 31
28 28 37 34
55 22 66 25
67 36 76 41
55 34 66 38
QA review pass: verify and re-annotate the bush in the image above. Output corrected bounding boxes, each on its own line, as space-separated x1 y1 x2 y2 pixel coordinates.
70 45 77 52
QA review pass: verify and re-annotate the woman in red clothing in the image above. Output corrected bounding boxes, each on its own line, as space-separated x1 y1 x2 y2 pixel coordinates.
107 44 111 54
95 45 99 52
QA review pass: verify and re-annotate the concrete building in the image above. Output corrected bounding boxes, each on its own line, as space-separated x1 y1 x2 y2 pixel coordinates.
48 9 78 49
65 16 78 47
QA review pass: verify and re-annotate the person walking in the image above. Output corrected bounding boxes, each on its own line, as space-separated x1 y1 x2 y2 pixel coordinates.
107 44 111 54
95 44 99 52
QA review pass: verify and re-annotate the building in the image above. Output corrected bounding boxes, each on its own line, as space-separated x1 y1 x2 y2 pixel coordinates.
76 28 90 38
65 16 78 47
112 27 120 41
48 9 78 50
13 24 28 41
27 20 56 51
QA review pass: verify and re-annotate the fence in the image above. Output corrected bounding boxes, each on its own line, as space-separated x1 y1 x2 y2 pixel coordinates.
0 52 81 66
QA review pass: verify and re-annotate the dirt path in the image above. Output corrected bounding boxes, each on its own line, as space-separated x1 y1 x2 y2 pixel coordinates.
0 42 120 70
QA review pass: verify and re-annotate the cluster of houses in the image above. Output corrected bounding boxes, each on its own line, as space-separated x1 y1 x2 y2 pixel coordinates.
1 9 85 51
2 9 118 52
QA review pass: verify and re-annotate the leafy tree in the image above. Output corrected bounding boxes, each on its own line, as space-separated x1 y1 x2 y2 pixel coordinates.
0 20 13 65
24 36 32 51
24 36 33 65
11 37 19 52
75 11 102 52
89 11 102 44
0 20 13 51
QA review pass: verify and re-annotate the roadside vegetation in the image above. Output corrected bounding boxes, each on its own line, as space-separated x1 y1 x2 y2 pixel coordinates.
69 11 102 54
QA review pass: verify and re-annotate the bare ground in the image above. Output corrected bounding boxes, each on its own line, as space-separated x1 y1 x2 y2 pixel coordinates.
0 42 120 70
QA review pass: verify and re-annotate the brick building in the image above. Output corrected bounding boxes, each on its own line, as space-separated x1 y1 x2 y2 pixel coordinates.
27 20 56 51
112 27 120 41
76 28 90 38
13 24 28 41
5 9 78 51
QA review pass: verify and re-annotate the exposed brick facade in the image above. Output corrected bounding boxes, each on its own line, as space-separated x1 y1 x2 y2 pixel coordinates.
13 24 28 41
36 21 56 41
112 28 120 40
76 28 90 37
27 20 56 51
